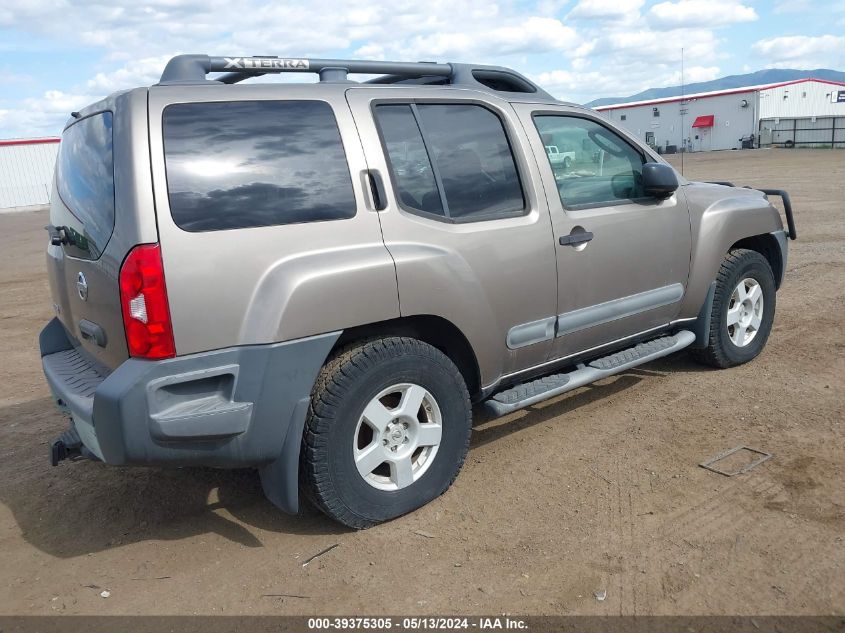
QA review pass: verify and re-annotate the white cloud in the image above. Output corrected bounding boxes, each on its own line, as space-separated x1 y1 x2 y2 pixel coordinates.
536 62 720 103
0 66 34 86
535 69 619 101
596 27 719 62
353 43 386 59
489 17 579 55
0 0 69 27
1 0 835 137
1 0 585 136
0 0 574 64
666 65 722 84
533 17 722 103
85 55 175 94
573 40 597 58
571 57 590 71
685 65 722 83
753 34 845 69
649 1 757 28
3 90 96 137
355 14 579 60
774 0 813 14
535 0 571 16
27 90 95 115
568 0 644 20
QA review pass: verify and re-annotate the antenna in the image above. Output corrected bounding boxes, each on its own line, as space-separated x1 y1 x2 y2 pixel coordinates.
680 47 685 176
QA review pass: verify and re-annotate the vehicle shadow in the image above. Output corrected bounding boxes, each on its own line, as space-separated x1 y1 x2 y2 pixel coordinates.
0 397 346 559
0 354 699 558
470 351 707 447
470 364 667 450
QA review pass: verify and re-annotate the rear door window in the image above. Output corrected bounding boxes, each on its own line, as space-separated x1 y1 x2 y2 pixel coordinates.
54 111 115 260
162 100 356 232
373 105 444 216
374 103 525 222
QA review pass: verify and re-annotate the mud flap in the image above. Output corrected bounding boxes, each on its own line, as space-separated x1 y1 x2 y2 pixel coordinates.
691 281 717 349
259 397 310 514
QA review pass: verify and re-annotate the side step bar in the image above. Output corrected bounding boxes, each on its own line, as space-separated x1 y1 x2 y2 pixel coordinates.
484 330 696 417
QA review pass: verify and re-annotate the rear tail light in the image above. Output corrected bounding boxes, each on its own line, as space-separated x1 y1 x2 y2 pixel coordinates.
119 243 175 359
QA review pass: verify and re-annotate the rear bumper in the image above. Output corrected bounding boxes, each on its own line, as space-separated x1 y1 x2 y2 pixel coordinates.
40 318 339 509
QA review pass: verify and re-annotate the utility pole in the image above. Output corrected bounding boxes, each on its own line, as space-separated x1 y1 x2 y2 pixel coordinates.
680 47 685 176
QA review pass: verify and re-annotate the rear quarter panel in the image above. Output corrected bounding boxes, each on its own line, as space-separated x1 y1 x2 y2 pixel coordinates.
147 84 399 353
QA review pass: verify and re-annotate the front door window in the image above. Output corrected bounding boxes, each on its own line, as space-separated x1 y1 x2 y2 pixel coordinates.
534 115 647 209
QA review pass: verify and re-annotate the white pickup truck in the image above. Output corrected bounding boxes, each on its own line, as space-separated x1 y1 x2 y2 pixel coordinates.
545 144 576 170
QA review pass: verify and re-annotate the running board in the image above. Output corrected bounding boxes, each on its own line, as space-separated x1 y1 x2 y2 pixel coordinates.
484 330 696 417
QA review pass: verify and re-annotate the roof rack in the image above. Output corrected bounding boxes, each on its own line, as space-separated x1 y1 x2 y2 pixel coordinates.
158 54 555 100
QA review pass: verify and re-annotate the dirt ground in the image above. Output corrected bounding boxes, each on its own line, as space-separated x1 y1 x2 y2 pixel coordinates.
0 149 842 616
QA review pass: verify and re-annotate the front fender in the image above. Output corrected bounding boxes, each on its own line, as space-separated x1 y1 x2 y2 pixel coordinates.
679 183 783 318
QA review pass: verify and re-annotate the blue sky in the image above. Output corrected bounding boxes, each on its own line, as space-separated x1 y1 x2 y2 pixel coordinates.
1 0 844 139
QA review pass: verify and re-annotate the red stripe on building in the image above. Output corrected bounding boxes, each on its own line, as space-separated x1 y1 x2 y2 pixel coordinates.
595 78 845 112
0 138 61 147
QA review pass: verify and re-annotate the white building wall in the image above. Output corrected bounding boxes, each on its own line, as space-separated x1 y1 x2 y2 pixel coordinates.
759 80 845 119
598 91 759 152
0 140 60 210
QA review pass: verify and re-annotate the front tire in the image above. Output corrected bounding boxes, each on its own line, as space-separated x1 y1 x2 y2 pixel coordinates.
300 337 472 528
690 249 776 368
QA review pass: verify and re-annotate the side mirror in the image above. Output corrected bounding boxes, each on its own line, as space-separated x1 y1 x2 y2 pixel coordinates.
642 162 679 198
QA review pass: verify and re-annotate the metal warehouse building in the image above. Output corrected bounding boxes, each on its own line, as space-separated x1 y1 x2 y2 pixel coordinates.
595 78 845 153
0 138 60 211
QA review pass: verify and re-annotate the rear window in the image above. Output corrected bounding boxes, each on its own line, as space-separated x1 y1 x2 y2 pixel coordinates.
162 100 356 232
54 112 115 260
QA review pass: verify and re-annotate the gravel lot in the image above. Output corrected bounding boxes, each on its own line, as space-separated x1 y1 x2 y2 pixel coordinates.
0 149 842 616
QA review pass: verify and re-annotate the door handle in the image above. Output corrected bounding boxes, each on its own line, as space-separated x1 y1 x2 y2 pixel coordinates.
367 169 388 211
559 231 594 247
79 319 107 347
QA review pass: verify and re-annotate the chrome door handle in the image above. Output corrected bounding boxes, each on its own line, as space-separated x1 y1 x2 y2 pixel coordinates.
559 231 594 246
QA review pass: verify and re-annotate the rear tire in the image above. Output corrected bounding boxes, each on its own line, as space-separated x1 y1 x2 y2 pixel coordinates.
300 337 472 529
690 249 776 369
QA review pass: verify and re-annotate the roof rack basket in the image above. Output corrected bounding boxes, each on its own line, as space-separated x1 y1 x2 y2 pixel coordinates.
158 54 553 99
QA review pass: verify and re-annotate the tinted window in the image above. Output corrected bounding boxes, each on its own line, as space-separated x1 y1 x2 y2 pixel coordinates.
417 105 524 219
535 115 645 208
163 101 356 232
375 103 524 221
374 105 443 215
54 112 115 260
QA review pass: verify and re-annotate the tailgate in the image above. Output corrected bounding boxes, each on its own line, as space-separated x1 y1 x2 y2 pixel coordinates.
46 91 156 370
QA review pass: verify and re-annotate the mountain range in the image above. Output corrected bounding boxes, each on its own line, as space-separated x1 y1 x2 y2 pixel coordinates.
584 68 845 108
